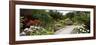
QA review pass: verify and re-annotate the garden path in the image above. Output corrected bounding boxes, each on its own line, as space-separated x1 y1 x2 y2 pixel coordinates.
54 25 78 34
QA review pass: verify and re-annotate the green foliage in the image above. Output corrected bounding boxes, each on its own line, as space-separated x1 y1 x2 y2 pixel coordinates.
65 11 90 33
20 9 90 35
32 14 53 27
65 12 74 20
48 10 63 20
29 26 54 35
66 11 90 30
32 9 48 14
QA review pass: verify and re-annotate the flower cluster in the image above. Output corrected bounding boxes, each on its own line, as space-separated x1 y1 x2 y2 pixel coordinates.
73 24 90 33
20 26 42 36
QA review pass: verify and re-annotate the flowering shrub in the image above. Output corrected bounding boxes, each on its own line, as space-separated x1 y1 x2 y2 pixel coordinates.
20 25 54 36
73 24 90 34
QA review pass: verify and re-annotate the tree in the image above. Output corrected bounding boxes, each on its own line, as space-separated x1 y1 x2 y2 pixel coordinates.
48 10 63 20
65 12 74 21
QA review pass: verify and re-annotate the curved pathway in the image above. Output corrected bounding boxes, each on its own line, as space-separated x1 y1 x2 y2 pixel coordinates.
54 25 78 34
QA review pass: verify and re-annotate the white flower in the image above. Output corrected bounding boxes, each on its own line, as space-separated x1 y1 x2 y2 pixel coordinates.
30 26 34 28
80 29 82 31
24 28 29 31
34 26 41 29
87 30 90 32
28 28 33 32
80 26 83 28
35 26 41 29
20 32 26 36
21 32 26 34
82 30 85 32
82 24 85 26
